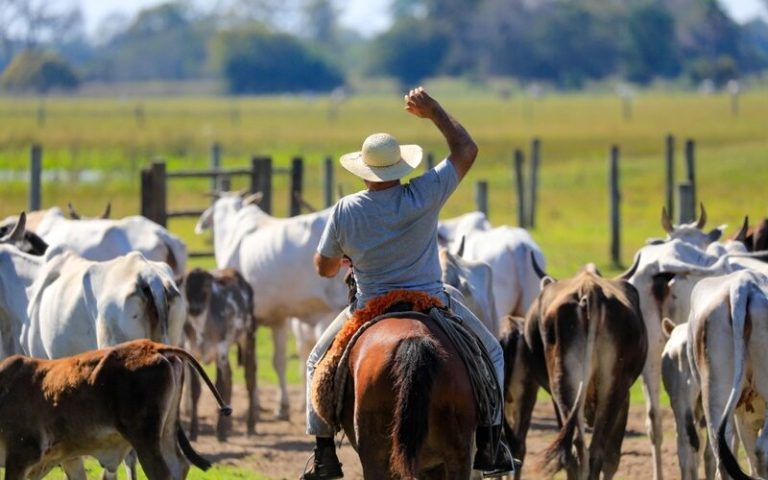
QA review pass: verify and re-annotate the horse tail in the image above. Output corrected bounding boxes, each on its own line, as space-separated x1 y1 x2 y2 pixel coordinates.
390 335 443 477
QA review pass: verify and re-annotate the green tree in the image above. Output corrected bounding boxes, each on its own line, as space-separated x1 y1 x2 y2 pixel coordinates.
624 3 679 84
367 17 450 87
0 50 79 92
210 26 344 93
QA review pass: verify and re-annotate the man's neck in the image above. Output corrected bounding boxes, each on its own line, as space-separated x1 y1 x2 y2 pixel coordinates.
365 179 401 191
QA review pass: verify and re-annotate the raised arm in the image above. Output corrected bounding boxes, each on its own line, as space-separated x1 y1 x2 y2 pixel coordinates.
404 86 478 181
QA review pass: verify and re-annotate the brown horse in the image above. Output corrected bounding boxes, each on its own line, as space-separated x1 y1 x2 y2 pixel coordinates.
339 314 478 479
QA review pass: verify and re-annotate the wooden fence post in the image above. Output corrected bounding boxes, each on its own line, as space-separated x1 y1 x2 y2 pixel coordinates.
475 181 489 217
251 156 272 214
289 156 304 217
609 145 621 267
513 149 526 228
685 139 696 213
528 137 540 229
665 134 675 220
210 142 221 193
141 161 166 226
324 156 334 207
678 183 695 224
29 144 42 211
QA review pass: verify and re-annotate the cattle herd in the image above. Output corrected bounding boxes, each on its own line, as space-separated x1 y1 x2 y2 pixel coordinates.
1 196 768 480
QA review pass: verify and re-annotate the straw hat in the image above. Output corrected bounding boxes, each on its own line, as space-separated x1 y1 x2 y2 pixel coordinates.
340 133 422 182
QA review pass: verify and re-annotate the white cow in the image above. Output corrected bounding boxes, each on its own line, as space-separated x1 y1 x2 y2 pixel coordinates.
687 269 768 479
438 211 491 243
439 243 498 332
654 203 725 249
196 192 349 419
22 249 186 359
29 206 188 275
628 239 728 480
661 319 716 480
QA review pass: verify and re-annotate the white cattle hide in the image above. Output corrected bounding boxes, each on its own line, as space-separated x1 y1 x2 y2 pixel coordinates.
0 245 42 359
196 193 348 418
32 207 187 275
687 270 768 479
439 247 498 333
455 226 545 320
22 249 185 359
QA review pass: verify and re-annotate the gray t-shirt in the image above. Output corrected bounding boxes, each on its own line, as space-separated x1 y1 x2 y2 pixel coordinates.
317 159 459 305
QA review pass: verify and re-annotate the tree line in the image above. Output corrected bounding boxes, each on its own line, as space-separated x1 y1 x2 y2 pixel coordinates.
1 0 767 94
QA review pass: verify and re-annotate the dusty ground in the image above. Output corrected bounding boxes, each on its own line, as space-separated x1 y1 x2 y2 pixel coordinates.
192 384 683 480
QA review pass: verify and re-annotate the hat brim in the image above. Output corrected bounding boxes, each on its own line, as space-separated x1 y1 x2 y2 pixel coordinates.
339 145 423 182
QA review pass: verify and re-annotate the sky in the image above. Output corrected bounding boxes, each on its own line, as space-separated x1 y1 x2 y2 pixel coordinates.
77 0 768 39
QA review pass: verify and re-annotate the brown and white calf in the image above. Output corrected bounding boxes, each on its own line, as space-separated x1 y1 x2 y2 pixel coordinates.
525 260 647 479
0 339 230 480
178 267 256 441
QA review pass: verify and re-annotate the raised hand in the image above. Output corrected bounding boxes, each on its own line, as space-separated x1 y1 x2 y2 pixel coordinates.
404 86 441 119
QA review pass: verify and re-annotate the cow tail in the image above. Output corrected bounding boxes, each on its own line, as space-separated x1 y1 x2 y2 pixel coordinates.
177 425 212 471
144 274 169 344
390 336 443 478
542 382 585 474
716 281 755 480
159 345 233 417
542 291 596 475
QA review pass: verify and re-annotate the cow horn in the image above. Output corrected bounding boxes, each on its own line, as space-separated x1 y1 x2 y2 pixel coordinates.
237 188 249 197
530 251 548 279
616 252 641 281
733 216 749 243
661 207 674 233
67 202 81 220
0 211 26 243
293 192 318 213
243 192 263 206
695 203 707 229
101 202 111 219
456 235 466 258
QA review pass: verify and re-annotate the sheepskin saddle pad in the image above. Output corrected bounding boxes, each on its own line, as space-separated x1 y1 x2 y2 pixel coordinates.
311 289 445 428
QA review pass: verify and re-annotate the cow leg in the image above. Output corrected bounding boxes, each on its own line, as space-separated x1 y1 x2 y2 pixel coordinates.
240 323 257 435
215 341 233 441
187 364 202 442
703 427 716 480
599 394 630 480
134 445 172 480
272 318 290 420
290 317 313 410
640 346 665 480
61 458 87 480
734 409 759 475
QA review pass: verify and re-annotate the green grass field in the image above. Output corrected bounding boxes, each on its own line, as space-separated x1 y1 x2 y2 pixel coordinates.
1 86 766 478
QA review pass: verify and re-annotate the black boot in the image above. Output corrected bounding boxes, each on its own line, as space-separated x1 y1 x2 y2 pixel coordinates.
473 425 518 478
301 437 343 480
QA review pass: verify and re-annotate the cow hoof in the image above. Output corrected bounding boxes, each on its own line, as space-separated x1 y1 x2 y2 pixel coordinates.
276 404 290 420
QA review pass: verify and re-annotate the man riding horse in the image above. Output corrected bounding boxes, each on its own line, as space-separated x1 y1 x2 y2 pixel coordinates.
303 87 514 479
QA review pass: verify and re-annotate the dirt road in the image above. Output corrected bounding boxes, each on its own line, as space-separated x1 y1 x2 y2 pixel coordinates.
192 384 682 479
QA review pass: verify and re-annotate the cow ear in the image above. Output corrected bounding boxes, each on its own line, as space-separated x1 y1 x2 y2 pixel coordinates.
662 318 676 339
540 276 555 289
707 226 724 243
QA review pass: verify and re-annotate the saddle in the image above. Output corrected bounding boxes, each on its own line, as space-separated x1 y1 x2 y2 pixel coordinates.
311 289 502 431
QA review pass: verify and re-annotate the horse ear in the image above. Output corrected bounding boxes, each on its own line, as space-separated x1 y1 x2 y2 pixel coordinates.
67 202 81 220
101 202 111 219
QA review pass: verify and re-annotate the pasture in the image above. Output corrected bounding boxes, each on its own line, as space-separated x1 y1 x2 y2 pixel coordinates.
0 87 767 479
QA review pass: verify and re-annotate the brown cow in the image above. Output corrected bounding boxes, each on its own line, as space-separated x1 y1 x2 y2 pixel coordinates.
0 339 230 480
178 267 256 441
522 259 647 479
